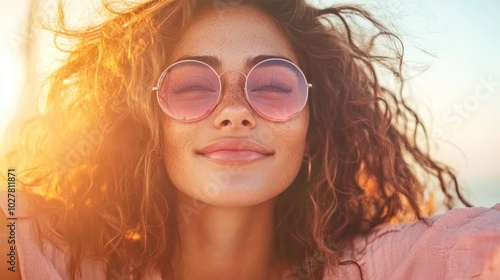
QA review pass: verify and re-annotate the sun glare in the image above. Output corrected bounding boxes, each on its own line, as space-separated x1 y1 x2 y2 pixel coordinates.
0 48 23 146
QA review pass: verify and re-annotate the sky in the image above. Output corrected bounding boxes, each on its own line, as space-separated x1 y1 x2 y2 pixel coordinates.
1 0 499 207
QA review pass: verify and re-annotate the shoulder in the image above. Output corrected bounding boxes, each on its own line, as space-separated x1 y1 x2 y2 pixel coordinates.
0 189 106 280
325 204 500 280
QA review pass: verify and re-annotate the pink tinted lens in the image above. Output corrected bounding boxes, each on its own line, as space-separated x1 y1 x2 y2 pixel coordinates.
157 61 220 121
246 59 308 121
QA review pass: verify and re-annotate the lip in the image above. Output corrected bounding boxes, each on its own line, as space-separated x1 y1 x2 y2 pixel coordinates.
196 138 274 164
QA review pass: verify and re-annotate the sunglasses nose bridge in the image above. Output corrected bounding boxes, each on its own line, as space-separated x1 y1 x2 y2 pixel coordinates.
211 69 255 113
218 70 248 82
216 69 250 100
210 70 257 128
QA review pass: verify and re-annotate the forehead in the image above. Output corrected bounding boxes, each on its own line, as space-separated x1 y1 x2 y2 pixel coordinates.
168 5 299 69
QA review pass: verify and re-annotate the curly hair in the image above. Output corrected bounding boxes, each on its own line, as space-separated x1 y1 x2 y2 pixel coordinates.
2 0 471 279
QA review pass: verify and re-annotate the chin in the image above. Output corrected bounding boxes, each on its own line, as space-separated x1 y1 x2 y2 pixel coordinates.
186 176 289 207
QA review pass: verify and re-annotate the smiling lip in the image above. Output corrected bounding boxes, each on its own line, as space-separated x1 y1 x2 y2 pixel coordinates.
196 138 273 164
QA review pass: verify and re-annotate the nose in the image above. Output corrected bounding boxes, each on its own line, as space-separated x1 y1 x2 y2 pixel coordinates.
212 72 256 129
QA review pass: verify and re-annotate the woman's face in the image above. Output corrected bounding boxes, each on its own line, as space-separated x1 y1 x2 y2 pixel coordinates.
161 5 309 206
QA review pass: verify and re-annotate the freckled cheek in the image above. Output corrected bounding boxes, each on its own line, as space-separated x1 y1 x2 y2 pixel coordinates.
274 127 308 173
287 136 307 163
161 123 192 169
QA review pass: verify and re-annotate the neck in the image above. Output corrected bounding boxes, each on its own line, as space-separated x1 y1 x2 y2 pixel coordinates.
172 191 287 280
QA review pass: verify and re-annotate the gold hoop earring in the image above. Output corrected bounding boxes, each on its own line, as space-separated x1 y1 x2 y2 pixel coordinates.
307 157 312 182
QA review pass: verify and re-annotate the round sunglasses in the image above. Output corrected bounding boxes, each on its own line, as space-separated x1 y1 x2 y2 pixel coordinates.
152 58 312 122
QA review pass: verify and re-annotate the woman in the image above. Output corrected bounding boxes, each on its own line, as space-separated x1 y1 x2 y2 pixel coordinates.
1 0 499 279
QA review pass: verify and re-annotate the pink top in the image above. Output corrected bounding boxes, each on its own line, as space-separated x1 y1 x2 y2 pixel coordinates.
1 191 499 279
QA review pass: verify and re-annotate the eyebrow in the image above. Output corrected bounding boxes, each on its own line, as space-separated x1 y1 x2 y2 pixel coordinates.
173 55 293 72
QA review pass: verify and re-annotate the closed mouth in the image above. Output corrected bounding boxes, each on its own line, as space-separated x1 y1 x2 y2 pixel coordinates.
196 138 273 164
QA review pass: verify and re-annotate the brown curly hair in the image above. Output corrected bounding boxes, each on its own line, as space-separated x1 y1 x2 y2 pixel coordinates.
2 0 471 279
